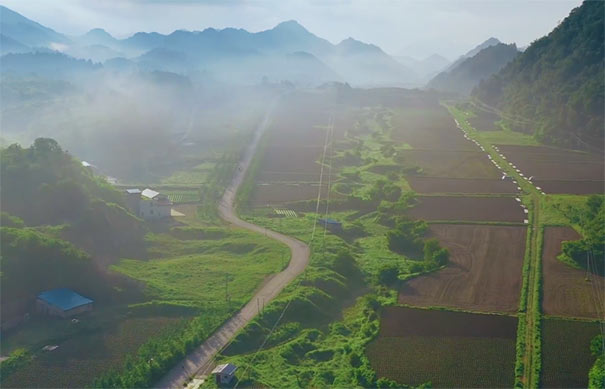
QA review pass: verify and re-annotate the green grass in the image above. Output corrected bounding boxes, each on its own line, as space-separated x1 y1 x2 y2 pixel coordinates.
163 190 200 203
112 228 288 308
448 105 539 146
540 194 590 228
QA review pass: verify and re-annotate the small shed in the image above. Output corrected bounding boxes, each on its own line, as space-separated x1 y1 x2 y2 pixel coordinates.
211 363 237 385
319 218 342 231
36 288 93 318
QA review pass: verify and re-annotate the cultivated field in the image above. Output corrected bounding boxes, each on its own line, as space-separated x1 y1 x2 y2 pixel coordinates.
542 227 605 319
250 183 340 207
541 318 601 388
246 92 334 206
2 316 184 388
407 196 526 222
399 224 526 312
390 106 476 151
496 145 604 193
366 307 516 388
406 176 517 194
401 150 501 179
533 180 604 195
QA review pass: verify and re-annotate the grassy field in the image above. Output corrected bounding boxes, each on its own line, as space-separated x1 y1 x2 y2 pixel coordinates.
1 223 289 387
540 194 590 227
113 228 288 308
448 105 540 146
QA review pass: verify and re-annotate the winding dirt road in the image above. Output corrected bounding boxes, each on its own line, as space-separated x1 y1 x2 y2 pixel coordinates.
156 100 310 388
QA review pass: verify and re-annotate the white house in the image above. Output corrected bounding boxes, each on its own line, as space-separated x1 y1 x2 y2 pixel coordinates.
139 188 172 219
124 188 172 220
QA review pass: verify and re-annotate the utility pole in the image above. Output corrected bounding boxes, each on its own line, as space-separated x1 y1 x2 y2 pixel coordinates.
225 274 229 304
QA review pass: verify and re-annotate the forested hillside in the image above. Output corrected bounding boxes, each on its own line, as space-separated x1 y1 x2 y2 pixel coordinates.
473 1 604 150
0 138 144 253
0 138 145 327
427 43 518 95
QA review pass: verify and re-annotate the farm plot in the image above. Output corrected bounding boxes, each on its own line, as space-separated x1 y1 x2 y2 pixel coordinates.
496 145 604 193
533 180 604 195
390 106 477 151
468 109 501 131
366 307 516 388
542 227 605 319
164 190 199 203
399 224 526 312
541 318 601 388
400 150 501 179
407 176 517 194
251 183 343 206
1 316 184 388
407 196 526 222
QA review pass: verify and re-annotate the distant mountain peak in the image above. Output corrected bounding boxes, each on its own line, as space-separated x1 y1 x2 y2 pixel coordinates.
337 37 381 53
465 37 501 57
273 20 308 33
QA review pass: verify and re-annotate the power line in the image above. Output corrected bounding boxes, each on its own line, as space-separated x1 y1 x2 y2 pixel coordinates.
233 112 334 388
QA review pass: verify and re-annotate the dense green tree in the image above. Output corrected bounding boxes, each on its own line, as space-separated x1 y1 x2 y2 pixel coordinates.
473 1 604 150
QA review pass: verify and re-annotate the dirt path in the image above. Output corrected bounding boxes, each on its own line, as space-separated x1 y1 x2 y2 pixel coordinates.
155 99 310 389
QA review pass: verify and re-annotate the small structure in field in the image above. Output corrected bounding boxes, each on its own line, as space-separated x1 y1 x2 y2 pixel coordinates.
140 189 172 219
212 363 238 385
123 188 173 220
36 288 93 318
319 218 342 231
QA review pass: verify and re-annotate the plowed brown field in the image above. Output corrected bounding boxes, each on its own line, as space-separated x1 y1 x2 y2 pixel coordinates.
366 307 516 388
407 196 526 222
542 227 605 319
496 145 604 193
391 106 476 151
401 150 501 179
407 176 517 194
399 224 526 312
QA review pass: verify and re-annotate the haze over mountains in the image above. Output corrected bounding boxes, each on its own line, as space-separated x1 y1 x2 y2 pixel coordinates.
0 6 424 87
428 42 519 95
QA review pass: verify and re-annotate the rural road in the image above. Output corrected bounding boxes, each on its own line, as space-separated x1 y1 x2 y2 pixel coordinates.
156 99 310 388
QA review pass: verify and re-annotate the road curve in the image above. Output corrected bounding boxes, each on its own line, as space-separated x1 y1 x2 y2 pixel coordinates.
156 99 310 388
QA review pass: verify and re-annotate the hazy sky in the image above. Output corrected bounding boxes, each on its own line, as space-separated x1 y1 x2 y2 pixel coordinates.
2 0 582 59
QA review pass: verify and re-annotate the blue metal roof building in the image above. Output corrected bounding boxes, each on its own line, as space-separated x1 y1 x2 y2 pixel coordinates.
36 288 93 317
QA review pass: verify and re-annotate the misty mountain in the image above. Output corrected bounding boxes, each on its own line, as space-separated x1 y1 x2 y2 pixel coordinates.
0 7 414 86
76 28 120 47
0 34 29 55
0 52 101 79
0 5 69 48
473 1 604 150
445 37 501 73
394 54 450 83
427 43 519 95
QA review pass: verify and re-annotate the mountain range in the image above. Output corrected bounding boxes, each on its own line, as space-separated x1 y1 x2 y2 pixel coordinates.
0 6 425 87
